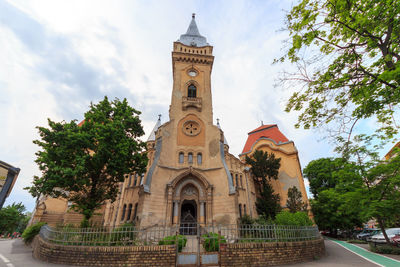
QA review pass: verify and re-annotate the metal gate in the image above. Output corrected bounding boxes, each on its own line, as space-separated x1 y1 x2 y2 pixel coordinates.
177 224 220 267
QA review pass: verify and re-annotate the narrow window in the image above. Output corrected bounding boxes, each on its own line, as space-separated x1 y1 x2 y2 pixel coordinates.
133 173 138 186
188 152 193 163
139 173 144 185
188 84 197 98
244 204 247 215
231 173 234 186
235 174 239 188
239 204 242 218
240 175 243 188
128 174 132 187
179 152 184 163
121 204 127 221
127 204 132 221
197 153 202 165
133 203 138 221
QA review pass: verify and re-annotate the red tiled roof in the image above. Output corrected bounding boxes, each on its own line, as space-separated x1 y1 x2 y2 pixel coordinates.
241 124 289 154
78 120 85 126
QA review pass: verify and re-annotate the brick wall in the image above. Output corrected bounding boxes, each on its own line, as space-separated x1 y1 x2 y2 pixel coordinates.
32 236 176 267
220 238 325 267
33 235 324 267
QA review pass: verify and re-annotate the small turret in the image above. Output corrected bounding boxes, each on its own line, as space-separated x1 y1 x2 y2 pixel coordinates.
217 118 229 149
147 115 162 142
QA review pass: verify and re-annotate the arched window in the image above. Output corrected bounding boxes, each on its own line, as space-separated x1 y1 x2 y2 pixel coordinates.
188 153 193 163
121 204 127 221
235 174 239 188
240 175 243 188
133 173 138 186
188 84 197 98
128 174 132 187
239 204 242 218
133 203 138 221
179 152 184 163
197 153 202 165
244 204 247 215
127 204 132 221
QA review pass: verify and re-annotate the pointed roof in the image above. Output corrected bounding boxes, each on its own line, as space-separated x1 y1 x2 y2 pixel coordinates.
217 119 229 146
177 13 209 47
241 124 289 154
147 115 162 142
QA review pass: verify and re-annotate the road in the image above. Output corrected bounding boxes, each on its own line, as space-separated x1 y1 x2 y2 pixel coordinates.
1 238 400 266
0 239 74 267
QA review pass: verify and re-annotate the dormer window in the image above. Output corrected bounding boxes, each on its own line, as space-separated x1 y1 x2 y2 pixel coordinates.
188 84 197 98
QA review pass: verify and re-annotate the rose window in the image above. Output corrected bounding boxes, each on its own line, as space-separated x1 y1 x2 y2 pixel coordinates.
183 121 201 136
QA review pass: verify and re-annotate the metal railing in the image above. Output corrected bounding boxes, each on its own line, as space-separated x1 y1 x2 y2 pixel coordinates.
39 224 177 246
201 224 320 243
39 223 320 246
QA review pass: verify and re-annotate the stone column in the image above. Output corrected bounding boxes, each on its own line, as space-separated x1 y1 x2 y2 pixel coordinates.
199 201 205 224
173 200 179 224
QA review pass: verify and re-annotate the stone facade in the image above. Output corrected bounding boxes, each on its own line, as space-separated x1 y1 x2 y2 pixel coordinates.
31 15 309 229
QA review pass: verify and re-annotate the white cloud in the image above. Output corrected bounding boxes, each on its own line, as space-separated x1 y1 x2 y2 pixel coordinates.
0 0 343 212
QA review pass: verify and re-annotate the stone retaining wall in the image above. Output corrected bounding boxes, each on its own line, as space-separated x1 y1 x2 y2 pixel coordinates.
32 236 324 266
219 238 325 267
32 236 176 267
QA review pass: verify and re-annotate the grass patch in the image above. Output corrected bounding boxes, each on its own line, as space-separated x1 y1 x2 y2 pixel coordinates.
347 239 367 244
369 243 400 255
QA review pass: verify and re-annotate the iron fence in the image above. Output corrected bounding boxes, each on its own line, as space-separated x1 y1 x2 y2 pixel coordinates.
39 223 320 247
39 224 178 246
201 224 320 243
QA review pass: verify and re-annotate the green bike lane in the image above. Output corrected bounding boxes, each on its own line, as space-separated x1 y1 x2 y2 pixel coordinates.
328 238 400 267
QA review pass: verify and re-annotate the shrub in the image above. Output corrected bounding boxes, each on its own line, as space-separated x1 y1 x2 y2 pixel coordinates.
369 243 400 255
347 239 367 244
239 215 254 225
22 222 46 244
202 232 226 252
274 211 313 226
109 223 137 246
158 235 187 252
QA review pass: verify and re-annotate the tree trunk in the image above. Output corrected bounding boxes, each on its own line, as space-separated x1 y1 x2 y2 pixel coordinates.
377 216 393 246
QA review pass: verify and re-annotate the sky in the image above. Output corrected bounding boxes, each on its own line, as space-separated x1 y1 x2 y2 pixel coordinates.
0 0 394 213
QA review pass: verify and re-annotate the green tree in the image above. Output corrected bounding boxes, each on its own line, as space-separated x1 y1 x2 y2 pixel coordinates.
286 186 308 213
0 202 27 234
246 150 282 219
353 148 400 244
26 97 148 227
305 145 400 244
303 157 347 197
303 157 364 234
278 0 400 142
256 182 282 219
310 189 363 234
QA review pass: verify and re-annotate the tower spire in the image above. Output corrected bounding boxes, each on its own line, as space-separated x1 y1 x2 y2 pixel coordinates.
177 14 209 47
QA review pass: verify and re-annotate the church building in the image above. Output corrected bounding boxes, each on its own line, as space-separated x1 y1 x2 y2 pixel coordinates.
31 15 309 228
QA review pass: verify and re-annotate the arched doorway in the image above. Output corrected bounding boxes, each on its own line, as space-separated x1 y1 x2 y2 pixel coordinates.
168 171 212 227
180 199 197 235
181 200 197 223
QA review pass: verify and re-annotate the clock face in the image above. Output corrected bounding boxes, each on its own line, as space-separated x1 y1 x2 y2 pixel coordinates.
188 70 197 77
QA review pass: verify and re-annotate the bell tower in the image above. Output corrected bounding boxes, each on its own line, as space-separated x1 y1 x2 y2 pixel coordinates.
169 14 214 125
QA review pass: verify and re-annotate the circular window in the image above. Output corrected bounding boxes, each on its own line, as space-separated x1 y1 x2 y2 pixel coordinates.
183 120 201 136
188 69 198 77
